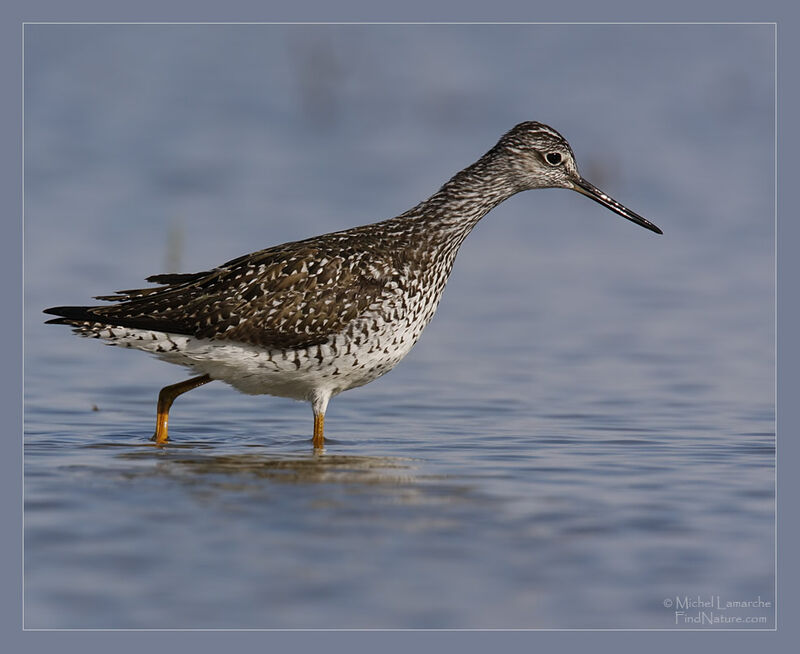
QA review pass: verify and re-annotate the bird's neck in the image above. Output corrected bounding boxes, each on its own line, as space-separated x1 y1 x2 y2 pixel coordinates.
407 149 520 242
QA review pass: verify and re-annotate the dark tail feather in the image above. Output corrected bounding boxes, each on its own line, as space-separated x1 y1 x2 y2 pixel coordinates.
43 305 99 323
146 272 200 284
90 273 203 301
44 305 112 326
44 304 193 335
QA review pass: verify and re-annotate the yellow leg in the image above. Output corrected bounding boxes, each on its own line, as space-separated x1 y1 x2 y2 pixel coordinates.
312 413 325 450
150 374 212 445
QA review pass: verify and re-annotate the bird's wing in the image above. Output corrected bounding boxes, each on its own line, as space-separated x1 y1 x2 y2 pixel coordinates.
45 232 403 350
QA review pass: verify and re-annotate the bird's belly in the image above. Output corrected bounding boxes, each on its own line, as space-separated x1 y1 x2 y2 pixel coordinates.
80 309 431 401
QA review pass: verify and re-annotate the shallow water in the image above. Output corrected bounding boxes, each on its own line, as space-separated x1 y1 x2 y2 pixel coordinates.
24 24 774 628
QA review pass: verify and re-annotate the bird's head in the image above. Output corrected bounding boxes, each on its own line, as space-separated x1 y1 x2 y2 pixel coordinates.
494 121 662 234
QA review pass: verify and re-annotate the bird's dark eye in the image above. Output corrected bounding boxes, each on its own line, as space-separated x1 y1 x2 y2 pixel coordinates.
545 152 562 165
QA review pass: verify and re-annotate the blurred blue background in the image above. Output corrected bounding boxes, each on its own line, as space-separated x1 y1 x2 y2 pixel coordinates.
24 24 774 628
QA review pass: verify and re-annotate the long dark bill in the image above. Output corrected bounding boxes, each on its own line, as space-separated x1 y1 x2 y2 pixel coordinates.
573 177 663 235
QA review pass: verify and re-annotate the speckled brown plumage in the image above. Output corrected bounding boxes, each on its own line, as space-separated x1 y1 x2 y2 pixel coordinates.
51 223 437 350
45 121 661 449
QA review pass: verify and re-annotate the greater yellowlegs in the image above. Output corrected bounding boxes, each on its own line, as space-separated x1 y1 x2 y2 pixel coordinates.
45 122 662 449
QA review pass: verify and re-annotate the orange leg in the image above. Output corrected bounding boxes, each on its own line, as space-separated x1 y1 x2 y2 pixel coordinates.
150 374 212 445
312 412 325 450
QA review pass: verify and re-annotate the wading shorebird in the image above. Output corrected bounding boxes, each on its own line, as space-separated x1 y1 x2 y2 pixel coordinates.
45 122 662 450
